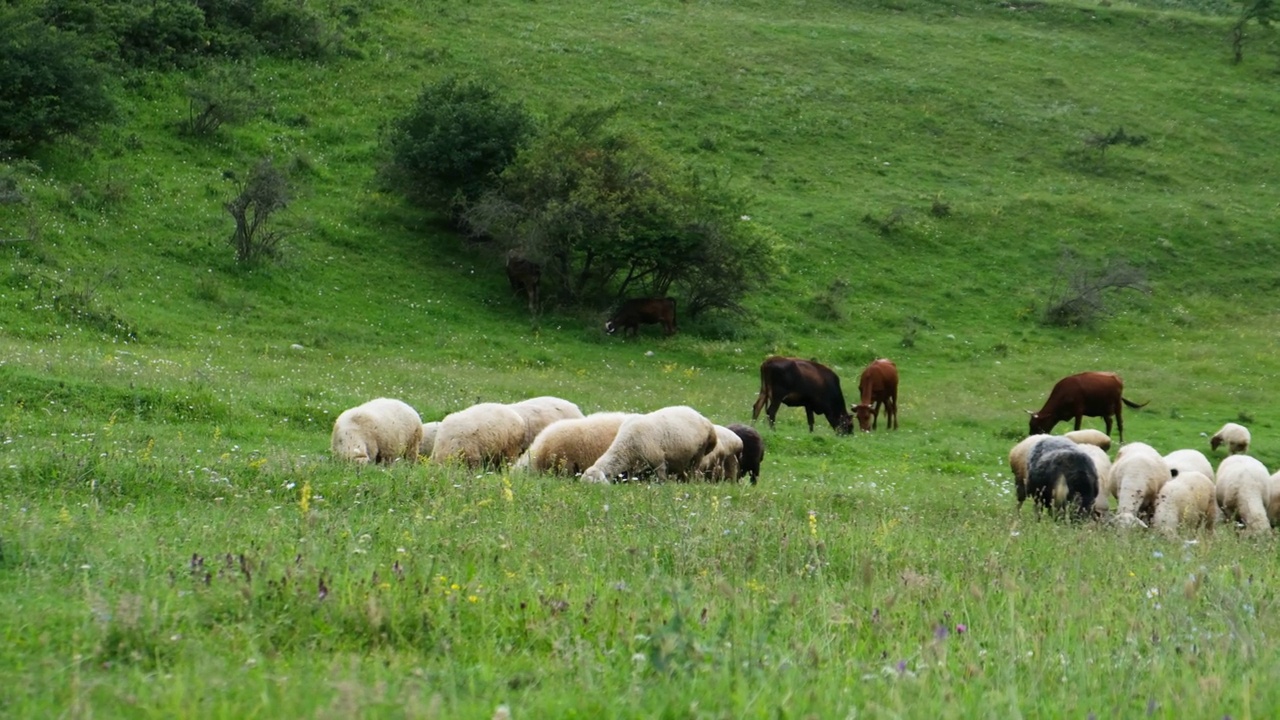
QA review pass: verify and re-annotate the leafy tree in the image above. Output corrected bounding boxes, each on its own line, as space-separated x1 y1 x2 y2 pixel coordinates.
381 76 535 217
224 158 290 263
1232 0 1277 64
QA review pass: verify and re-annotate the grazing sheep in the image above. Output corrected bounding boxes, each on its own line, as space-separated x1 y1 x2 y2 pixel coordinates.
1076 444 1115 515
508 396 585 449
1110 442 1170 528
1025 436 1099 519
1009 434 1051 507
1152 470 1217 536
331 398 424 465
431 403 527 469
1064 429 1112 451
727 423 765 485
1164 448 1215 483
1216 455 1272 535
419 421 440 458
513 412 633 476
582 406 718 484
1267 472 1280 527
699 425 745 482
1210 422 1251 456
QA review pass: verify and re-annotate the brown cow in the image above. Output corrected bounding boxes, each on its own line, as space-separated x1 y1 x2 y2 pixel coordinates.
505 251 541 313
751 356 853 434
1028 371 1148 442
605 297 676 337
851 358 899 432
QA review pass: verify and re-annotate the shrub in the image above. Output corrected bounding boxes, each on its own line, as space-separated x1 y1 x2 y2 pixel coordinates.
1040 250 1150 328
224 158 290 264
181 64 260 137
381 76 535 216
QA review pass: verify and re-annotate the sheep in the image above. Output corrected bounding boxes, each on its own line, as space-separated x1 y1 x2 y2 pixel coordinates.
582 406 718 484
508 396 585 449
1064 428 1112 452
698 425 745 482
1076 444 1114 515
512 412 633 476
1009 434 1052 508
1215 454 1272 535
330 398 424 465
1163 448 1215 483
1151 470 1217 536
419 421 440 458
1110 442 1169 528
1210 422 1251 456
727 423 765 485
1025 436 1099 519
431 403 527 469
1267 471 1280 527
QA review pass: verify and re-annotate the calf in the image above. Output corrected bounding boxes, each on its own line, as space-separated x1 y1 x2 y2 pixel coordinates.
851 358 899 431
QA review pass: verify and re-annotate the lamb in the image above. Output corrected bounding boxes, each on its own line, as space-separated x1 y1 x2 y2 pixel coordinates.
418 421 440 458
330 398 424 465
512 412 633 476
508 396 585 450
1215 454 1272 535
1008 434 1051 508
698 425 745 482
431 402 528 469
1025 436 1099 519
1151 470 1217 536
1064 428 1112 451
1210 422 1251 456
1110 442 1170 528
727 423 765 485
582 406 718 484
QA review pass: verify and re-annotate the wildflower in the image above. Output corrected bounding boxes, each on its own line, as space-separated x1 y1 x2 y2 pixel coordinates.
299 480 312 515
808 510 819 539
956 623 967 634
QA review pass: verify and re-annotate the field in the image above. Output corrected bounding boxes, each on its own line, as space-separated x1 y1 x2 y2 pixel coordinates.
3 0 1280 717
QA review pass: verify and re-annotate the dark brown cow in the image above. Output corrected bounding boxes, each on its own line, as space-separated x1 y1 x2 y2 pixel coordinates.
605 297 676 337
505 252 541 313
751 356 853 434
851 358 899 432
1028 371 1148 442
726 423 765 485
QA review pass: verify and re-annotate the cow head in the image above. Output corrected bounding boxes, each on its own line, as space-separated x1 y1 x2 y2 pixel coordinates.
851 403 874 432
1027 411 1054 436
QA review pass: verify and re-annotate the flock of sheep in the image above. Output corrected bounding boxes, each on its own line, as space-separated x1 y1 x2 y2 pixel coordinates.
1010 422 1280 536
330 396 764 484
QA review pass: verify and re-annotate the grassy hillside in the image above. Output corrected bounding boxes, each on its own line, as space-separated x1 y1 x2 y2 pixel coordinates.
3 0 1280 716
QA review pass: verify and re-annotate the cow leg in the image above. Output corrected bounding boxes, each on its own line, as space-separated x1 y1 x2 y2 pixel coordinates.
1113 407 1122 444
767 399 783 430
888 395 898 429
805 408 815 433
872 401 881 430
1074 415 1083 431
751 391 768 423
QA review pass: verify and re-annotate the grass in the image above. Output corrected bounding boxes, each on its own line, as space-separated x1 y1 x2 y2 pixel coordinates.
3 0 1280 716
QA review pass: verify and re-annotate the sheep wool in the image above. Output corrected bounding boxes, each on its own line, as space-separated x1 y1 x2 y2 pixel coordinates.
432 403 527 469
331 398 424 465
508 396 585 450
698 425 745 482
1008 434 1052 508
1216 454 1271 535
1064 428 1112 452
419 421 440 458
1210 422 1251 456
1026 436 1098 519
582 406 718 484
727 423 765 485
1152 470 1216 536
513 412 633 476
1111 442 1170 526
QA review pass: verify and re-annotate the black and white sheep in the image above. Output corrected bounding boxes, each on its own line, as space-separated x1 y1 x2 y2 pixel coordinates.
508 396 585 450
1064 428 1112 452
1110 442 1170 528
1216 454 1271 534
1008 434 1052 508
431 402 527 469
512 412 633 476
330 397 424 465
698 425 745 482
1210 422 1251 456
1152 470 1217 536
1025 436 1099 519
581 406 718 484
727 423 765 485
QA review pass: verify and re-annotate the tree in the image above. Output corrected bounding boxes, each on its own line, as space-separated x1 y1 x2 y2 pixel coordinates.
224 158 290 263
1232 0 1277 64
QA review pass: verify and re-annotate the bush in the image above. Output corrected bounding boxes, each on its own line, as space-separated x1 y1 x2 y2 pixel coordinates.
181 64 260 137
1040 250 1150 328
0 6 115 153
381 76 535 216
224 158 290 264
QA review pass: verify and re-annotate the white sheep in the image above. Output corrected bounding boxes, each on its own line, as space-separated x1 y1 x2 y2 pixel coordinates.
330 397 424 465
1110 442 1169 528
1008 434 1051 508
698 425 745 482
1216 454 1272 535
1210 422 1251 456
512 412 633 476
431 402 527 469
419 421 440 458
1163 448 1215 483
582 406 718 484
1064 428 1112 452
1151 470 1217 536
1077 444 1114 515
508 396 585 449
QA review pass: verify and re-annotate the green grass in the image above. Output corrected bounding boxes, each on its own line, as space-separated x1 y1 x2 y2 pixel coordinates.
3 0 1280 716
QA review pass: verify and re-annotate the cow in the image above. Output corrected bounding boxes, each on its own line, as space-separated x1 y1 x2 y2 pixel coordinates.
751 356 853 434
505 251 541 313
1027 371 1148 443
851 358 899 432
605 297 676 337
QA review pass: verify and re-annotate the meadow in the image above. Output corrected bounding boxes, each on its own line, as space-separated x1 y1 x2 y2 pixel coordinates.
2 0 1280 717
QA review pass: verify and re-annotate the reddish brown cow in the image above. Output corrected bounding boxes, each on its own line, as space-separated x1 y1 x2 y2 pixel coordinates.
505 252 541 313
751 356 853 434
851 358 899 432
605 298 676 337
1028 371 1148 442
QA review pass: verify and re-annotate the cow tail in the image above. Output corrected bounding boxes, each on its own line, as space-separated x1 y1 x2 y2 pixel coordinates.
1121 397 1149 409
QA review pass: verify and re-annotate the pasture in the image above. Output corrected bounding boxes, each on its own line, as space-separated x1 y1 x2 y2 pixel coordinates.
3 0 1280 716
